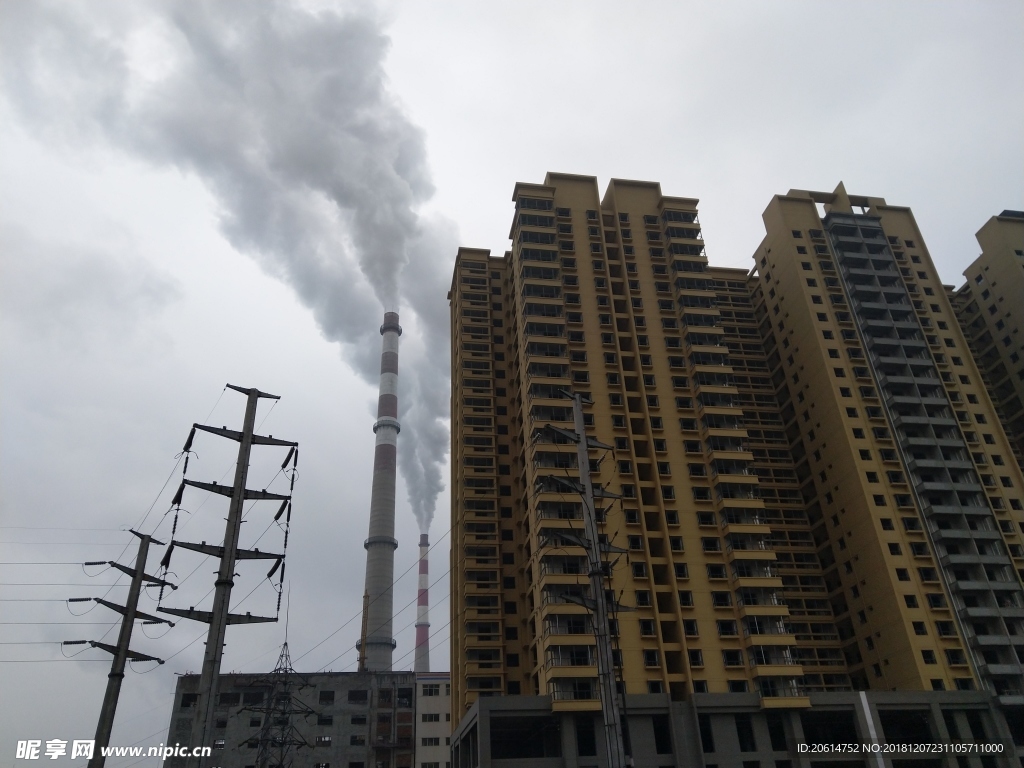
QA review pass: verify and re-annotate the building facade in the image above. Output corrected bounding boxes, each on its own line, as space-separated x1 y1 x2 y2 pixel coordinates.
415 672 452 768
451 690 1022 768
949 211 1024 465
165 669 450 768
448 175 1024 763
753 185 1024 700
448 174 853 719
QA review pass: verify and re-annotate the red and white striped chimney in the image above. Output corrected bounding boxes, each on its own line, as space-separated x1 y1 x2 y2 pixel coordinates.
414 532 430 673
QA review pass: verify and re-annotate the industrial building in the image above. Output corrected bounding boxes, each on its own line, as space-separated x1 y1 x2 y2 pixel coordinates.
448 174 1024 765
165 668 450 768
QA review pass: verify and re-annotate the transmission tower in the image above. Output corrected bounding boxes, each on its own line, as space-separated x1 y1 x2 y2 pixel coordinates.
533 390 630 768
65 530 175 768
239 641 316 768
158 384 298 766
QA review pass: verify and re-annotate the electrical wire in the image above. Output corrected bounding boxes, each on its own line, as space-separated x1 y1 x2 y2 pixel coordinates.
290 527 451 665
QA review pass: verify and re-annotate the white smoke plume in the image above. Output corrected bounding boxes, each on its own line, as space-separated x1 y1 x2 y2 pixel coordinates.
0 1 451 532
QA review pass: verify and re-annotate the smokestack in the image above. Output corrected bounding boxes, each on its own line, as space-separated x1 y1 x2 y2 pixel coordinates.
414 533 430 673
359 311 401 671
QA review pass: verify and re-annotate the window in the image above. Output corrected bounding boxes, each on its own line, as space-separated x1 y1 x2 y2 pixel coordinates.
688 649 704 667
679 590 694 606
422 738 441 747
896 568 910 581
888 543 902 555
921 650 937 665
717 620 738 637
643 650 660 667
913 621 927 636
723 650 743 667
423 713 440 722
422 684 440 697
683 619 699 637
317 736 333 746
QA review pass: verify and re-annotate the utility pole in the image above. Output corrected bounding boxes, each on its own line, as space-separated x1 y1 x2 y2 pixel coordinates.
159 385 298 767
68 530 175 768
535 391 628 768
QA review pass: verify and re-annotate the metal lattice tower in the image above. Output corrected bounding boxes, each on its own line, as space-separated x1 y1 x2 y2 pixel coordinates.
241 641 316 768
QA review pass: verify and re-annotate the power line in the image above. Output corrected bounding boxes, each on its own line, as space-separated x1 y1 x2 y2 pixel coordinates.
314 568 452 672
1 598 75 602
0 527 125 531
291 527 451 665
0 659 110 662
0 583 130 587
0 641 63 644
0 542 127 546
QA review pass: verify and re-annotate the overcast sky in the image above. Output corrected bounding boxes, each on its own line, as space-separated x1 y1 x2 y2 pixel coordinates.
1 0 1021 762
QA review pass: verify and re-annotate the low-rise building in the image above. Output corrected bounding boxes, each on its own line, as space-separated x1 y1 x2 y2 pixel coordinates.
166 666 451 768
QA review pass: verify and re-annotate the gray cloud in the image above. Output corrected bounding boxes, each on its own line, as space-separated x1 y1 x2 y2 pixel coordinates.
0 222 182 347
2 0 453 531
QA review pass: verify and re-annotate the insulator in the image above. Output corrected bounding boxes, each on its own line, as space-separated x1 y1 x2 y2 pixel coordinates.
182 425 196 453
182 455 190 476
68 598 92 603
171 482 185 507
283 530 289 550
158 583 165 604
160 543 175 570
279 562 285 583
285 502 292 524
289 474 295 492
281 446 295 470
62 640 88 645
83 561 107 566
276 590 283 613
292 448 299 470
274 499 288 521
170 510 179 538
267 558 282 580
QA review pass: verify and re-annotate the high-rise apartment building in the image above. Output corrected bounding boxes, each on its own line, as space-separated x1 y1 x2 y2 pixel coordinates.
448 175 1024 766
448 173 851 719
949 211 1024 464
752 185 1024 700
